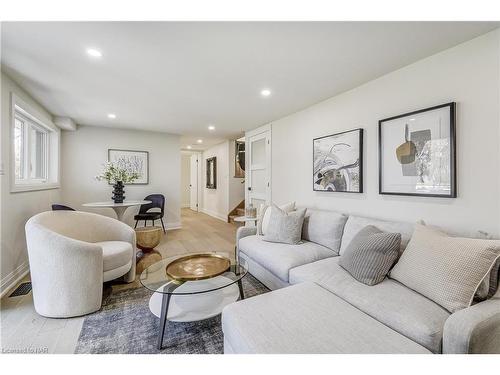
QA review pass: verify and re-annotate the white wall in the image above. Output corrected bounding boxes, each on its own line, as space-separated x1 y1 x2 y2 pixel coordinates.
180 153 191 208
0 72 61 294
202 141 230 221
202 140 245 221
61 125 181 228
271 30 500 237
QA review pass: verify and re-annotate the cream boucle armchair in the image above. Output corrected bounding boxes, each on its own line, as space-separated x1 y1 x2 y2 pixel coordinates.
25 210 136 318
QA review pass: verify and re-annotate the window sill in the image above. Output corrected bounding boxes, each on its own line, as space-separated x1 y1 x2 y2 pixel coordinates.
10 183 60 193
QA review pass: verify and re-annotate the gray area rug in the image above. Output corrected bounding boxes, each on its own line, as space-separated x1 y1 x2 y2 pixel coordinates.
75 274 268 354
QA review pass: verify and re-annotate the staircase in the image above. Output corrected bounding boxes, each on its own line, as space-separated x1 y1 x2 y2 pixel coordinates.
228 200 245 225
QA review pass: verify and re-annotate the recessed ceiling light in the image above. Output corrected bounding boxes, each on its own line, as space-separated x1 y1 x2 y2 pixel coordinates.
86 48 103 58
208 125 215 131
260 89 271 97
197 139 203 144
107 113 116 119
187 145 192 149
409 118 416 121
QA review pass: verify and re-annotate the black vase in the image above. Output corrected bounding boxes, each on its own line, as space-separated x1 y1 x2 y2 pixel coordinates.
112 181 125 203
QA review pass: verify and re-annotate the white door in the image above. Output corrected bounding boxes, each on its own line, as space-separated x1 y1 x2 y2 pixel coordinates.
189 154 199 211
246 128 271 212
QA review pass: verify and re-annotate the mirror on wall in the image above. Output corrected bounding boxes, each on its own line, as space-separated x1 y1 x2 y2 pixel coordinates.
206 157 217 189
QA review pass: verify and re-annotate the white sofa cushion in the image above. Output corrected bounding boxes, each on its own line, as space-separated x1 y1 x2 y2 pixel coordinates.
289 257 450 353
238 235 334 282
222 281 430 354
339 215 414 255
96 241 134 271
301 208 347 254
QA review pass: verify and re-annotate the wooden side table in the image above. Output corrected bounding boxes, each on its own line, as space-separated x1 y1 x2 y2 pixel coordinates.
135 226 163 272
135 226 162 252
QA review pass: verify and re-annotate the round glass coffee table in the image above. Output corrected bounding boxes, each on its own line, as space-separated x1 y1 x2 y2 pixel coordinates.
140 253 247 349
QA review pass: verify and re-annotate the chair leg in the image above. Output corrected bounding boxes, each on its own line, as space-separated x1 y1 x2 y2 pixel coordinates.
144 220 147 227
134 220 138 229
160 218 166 234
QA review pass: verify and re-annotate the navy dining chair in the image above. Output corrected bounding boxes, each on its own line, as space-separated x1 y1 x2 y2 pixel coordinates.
134 194 166 233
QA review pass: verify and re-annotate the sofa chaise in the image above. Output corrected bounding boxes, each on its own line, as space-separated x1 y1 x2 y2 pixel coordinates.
222 208 500 354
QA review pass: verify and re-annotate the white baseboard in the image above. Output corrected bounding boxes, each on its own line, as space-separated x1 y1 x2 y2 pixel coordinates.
181 204 190 208
201 208 228 222
1 261 30 298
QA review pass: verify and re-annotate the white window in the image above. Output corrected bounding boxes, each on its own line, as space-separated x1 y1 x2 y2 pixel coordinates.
11 94 60 192
14 111 49 183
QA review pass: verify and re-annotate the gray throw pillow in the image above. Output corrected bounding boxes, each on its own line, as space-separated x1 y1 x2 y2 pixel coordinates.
339 225 401 286
263 206 306 245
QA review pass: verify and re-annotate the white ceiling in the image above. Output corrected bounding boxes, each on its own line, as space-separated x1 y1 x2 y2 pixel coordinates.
1 22 498 150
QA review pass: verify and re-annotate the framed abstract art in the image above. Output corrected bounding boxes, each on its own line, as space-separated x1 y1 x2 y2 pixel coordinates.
108 149 149 185
378 102 456 197
313 128 363 193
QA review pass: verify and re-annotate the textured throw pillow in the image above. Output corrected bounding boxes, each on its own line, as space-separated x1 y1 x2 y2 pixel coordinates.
339 225 401 286
419 225 499 301
488 258 500 297
263 206 306 245
257 201 295 235
475 230 500 300
475 258 500 300
390 224 500 313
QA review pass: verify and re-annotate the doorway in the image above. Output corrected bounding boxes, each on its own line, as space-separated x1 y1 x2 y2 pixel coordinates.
245 124 271 211
180 151 202 212
189 152 202 212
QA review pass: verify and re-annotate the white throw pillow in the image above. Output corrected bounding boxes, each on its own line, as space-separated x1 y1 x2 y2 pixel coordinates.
263 206 306 245
416 223 498 300
258 201 295 235
390 224 500 313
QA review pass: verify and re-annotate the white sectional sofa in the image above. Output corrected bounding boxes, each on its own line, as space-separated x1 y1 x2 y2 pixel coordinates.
222 208 500 354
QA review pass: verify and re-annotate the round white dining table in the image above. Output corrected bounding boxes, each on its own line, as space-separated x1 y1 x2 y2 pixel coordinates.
82 200 151 222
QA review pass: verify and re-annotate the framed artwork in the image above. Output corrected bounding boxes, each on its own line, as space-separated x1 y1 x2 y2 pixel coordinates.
378 102 456 197
313 128 363 193
206 157 217 189
235 140 245 178
108 149 149 184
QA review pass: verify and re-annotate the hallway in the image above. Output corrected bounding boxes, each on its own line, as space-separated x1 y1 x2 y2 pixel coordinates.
155 208 240 262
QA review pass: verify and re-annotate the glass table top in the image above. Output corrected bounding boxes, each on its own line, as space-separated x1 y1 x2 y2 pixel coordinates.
140 253 247 295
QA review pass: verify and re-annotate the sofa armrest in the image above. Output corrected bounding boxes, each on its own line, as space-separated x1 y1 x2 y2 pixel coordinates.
235 226 257 259
443 297 500 354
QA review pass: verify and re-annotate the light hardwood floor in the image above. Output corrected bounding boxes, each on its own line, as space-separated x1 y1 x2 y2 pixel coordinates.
0 208 240 354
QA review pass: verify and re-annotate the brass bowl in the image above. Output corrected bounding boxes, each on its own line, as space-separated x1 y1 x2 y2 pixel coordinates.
165 253 231 282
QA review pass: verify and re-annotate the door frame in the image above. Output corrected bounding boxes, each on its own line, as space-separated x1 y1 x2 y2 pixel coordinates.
189 152 203 212
245 123 272 209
